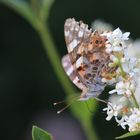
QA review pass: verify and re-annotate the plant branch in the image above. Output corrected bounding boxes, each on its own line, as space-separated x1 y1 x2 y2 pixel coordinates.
35 22 76 96
131 92 139 108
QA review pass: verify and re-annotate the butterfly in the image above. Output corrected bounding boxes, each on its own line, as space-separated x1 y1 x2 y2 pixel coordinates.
62 18 114 101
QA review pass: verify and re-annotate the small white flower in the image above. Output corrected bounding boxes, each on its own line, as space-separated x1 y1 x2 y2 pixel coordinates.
126 108 140 132
109 95 129 109
115 115 128 129
122 57 140 78
107 28 130 42
109 81 136 97
114 108 140 131
103 28 130 53
103 103 123 121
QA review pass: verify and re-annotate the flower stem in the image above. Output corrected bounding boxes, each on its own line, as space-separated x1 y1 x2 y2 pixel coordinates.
82 119 99 140
131 92 139 108
117 57 126 78
30 0 39 15
36 21 76 96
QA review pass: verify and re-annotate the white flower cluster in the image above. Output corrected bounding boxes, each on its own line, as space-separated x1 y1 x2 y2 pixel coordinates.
109 80 136 97
116 108 140 132
102 28 130 53
102 28 140 132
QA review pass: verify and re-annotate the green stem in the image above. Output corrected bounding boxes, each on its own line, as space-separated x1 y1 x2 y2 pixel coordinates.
36 22 76 96
117 57 126 78
132 92 139 108
82 119 99 140
30 0 39 15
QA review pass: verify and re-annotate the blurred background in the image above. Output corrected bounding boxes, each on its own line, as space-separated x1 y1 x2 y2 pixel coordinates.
1 0 140 140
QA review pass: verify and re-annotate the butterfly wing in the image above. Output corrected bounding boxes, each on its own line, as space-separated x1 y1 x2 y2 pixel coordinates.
64 18 92 86
64 18 110 98
61 54 86 90
64 18 92 64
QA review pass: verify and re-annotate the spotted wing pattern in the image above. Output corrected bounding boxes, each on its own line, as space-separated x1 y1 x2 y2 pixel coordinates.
62 54 86 90
63 18 112 99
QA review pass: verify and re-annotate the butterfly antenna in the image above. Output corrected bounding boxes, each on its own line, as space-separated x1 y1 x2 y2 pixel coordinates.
94 97 108 104
53 95 80 114
53 99 66 106
53 95 79 106
95 97 115 112
94 98 116 113
56 101 74 114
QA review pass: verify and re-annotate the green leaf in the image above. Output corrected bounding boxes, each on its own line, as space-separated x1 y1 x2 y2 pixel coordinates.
0 0 38 28
32 126 53 140
115 131 140 139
